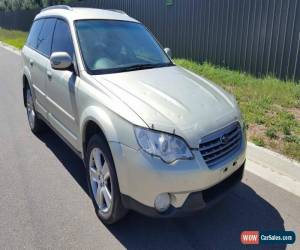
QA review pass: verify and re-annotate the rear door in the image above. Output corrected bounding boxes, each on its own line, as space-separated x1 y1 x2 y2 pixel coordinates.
24 18 56 117
46 19 79 148
23 19 45 115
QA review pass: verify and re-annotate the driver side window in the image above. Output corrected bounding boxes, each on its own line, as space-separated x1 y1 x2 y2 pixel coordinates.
51 19 74 57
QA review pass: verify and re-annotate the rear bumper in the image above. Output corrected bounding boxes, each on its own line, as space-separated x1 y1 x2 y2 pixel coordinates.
121 161 245 218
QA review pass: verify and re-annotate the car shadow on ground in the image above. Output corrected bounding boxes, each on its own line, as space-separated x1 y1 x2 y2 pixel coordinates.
37 129 286 250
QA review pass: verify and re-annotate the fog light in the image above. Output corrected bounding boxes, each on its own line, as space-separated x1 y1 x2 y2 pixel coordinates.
154 193 171 213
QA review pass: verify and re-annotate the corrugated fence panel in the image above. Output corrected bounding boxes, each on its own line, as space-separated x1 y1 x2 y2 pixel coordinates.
0 0 299 81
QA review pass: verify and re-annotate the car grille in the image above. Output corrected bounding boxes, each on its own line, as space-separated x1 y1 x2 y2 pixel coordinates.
199 122 242 168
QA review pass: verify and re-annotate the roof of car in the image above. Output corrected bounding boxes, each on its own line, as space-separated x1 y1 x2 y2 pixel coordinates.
35 6 139 23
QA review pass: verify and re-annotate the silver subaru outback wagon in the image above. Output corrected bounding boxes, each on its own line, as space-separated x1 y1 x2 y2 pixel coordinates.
22 5 246 224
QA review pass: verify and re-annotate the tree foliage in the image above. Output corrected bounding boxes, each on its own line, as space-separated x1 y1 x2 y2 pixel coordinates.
0 0 72 11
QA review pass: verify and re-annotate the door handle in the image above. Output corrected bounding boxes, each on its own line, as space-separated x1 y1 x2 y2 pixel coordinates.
47 70 52 80
29 59 34 66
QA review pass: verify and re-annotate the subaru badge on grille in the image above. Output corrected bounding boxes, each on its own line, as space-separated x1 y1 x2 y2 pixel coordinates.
220 135 229 144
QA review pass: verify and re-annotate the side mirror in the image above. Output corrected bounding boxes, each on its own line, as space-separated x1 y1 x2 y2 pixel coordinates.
164 48 172 59
50 52 73 70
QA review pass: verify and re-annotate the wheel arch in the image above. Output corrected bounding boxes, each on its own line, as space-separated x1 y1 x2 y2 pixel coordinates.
22 68 33 107
80 106 119 158
82 119 108 155
22 75 29 107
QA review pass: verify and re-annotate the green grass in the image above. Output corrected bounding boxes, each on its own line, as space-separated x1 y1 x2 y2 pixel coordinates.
175 59 300 161
266 128 277 139
252 137 266 147
0 29 299 161
0 28 28 49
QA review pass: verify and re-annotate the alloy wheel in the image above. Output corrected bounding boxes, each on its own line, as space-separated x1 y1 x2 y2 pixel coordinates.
89 148 113 214
26 88 35 130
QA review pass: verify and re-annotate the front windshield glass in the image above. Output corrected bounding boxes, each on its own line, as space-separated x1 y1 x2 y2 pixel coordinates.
75 20 172 74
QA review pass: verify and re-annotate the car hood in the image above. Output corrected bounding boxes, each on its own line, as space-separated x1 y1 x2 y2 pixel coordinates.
92 66 240 148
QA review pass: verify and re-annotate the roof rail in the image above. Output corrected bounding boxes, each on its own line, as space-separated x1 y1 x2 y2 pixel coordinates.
41 5 72 12
107 9 127 15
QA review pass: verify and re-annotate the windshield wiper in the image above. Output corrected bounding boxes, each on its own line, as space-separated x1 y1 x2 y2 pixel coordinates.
122 63 169 72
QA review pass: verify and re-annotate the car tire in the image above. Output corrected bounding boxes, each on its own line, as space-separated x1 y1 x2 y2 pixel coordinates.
85 134 128 224
25 85 46 134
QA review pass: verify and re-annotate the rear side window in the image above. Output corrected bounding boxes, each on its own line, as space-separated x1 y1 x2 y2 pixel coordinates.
52 19 74 57
26 19 44 48
36 18 56 57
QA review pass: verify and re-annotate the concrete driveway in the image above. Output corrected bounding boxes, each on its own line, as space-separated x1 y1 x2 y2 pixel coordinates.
0 46 299 249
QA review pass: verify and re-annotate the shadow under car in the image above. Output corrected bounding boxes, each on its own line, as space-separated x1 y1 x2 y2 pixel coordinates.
36 129 286 250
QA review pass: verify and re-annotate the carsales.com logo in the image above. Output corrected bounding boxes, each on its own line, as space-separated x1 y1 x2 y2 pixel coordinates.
241 231 296 245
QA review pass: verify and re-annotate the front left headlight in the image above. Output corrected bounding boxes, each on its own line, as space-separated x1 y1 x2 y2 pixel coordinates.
134 126 194 164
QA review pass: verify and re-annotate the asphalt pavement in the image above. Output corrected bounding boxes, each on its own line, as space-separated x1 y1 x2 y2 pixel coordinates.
0 46 299 249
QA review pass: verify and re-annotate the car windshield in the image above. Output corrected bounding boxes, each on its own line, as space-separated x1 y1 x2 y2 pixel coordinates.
75 20 173 74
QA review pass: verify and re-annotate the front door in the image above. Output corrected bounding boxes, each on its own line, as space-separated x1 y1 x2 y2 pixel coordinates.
46 19 79 149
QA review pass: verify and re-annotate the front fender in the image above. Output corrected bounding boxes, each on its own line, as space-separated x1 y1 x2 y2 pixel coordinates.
80 106 118 142
80 105 141 154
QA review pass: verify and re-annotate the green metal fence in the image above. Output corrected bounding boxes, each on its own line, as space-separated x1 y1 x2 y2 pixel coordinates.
0 0 299 81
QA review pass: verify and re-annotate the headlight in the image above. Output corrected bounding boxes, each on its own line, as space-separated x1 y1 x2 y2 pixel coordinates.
134 126 193 163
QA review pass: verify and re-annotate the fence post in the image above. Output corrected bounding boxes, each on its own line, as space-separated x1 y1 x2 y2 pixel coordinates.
293 32 300 82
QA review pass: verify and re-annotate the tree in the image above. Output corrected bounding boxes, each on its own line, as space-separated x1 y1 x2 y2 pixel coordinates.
0 0 73 11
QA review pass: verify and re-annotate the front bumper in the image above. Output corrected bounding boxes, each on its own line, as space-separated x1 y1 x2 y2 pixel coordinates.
121 162 245 217
109 133 246 215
